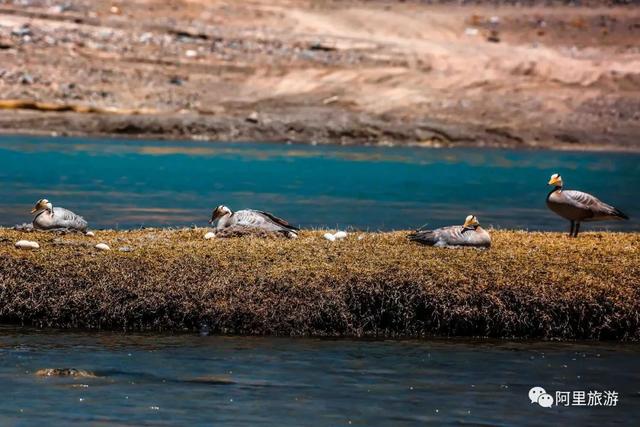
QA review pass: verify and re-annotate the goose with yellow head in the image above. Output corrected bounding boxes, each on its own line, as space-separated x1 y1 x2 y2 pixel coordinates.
546 173 628 237
31 198 88 232
408 215 491 248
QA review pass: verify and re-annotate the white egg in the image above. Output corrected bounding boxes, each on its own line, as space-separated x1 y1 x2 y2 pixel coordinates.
95 243 111 251
334 231 348 240
204 232 216 240
85 231 95 237
15 240 39 250
323 233 336 242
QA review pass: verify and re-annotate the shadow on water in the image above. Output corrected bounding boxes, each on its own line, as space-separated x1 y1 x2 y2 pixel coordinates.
0 135 638 231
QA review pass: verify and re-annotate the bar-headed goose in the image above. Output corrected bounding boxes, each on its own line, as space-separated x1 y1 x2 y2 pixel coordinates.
547 173 628 237
408 215 491 248
209 205 299 238
31 198 88 232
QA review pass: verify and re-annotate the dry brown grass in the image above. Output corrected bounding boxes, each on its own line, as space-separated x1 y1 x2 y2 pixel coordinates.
0 228 638 340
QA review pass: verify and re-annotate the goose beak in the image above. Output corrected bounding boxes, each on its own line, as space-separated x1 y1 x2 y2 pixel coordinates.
30 207 37 213
548 176 559 185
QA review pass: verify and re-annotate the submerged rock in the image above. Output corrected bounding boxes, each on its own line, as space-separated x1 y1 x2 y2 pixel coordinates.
35 368 97 378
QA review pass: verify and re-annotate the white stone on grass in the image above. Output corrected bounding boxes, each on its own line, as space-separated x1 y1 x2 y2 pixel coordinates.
204 232 216 240
323 233 336 242
334 231 348 240
15 240 39 250
95 243 111 251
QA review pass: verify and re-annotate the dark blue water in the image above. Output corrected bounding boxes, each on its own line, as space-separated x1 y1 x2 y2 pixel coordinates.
0 135 638 231
1 327 638 426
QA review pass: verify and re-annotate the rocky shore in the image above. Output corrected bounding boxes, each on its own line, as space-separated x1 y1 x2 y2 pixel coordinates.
0 0 639 150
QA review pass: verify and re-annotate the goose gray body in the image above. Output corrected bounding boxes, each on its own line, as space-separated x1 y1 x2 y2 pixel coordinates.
409 225 491 248
211 206 299 237
546 174 628 237
33 206 88 232
408 215 491 248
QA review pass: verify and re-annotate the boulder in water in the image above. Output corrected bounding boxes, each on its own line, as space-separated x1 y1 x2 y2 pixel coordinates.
35 368 97 378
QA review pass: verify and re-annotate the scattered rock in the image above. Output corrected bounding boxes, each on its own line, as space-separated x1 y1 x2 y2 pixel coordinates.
204 231 216 240
20 73 34 85
487 30 501 43
185 49 198 58
118 246 133 252
309 42 336 52
48 4 72 14
11 25 32 38
169 76 184 85
139 32 154 43
464 27 479 36
15 240 39 250
322 95 339 105
95 243 111 251
246 111 259 123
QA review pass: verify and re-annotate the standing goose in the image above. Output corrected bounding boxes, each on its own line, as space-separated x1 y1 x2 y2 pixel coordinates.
546 173 628 237
408 215 491 248
209 205 299 238
31 198 88 232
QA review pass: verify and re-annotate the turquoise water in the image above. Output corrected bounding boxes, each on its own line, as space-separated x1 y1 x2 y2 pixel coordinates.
1 137 639 425
0 135 638 231
1 328 638 426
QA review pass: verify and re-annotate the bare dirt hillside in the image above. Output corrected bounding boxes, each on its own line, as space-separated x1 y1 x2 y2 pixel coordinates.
1 0 639 150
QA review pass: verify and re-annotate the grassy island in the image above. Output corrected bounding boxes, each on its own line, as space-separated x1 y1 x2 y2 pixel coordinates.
0 228 638 340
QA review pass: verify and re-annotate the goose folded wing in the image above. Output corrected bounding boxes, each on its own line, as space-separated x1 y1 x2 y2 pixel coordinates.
252 210 299 230
564 190 617 215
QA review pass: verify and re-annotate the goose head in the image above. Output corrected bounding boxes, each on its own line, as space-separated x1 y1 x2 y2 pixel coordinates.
463 214 480 229
548 173 563 187
31 199 52 214
209 205 232 224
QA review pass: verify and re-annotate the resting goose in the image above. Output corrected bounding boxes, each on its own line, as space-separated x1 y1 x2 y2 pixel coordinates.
209 205 299 238
546 173 628 237
408 215 491 248
31 198 88 232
